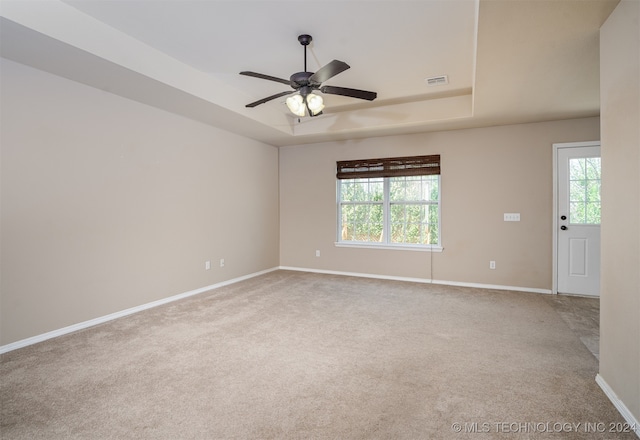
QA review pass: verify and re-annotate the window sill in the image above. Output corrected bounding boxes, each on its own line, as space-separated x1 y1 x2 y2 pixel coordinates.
334 242 443 252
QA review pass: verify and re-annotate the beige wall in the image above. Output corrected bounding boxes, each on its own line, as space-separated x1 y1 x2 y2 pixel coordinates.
600 0 640 423
280 118 600 290
0 58 280 345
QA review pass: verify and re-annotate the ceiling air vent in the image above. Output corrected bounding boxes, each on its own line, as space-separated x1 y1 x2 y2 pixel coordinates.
425 75 449 86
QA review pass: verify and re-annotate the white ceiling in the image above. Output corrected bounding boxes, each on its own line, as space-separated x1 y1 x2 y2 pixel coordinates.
0 0 619 147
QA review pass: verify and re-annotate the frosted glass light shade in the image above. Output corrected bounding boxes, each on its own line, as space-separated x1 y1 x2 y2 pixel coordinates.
306 93 324 115
285 94 306 117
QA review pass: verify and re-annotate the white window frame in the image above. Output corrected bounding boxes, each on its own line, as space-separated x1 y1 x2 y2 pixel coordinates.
335 175 443 252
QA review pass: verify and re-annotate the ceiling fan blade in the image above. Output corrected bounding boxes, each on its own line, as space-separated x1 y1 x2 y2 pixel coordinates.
320 85 377 101
240 71 291 86
309 60 350 84
246 91 294 108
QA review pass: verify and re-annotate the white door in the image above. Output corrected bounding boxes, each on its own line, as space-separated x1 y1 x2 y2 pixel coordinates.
556 143 601 296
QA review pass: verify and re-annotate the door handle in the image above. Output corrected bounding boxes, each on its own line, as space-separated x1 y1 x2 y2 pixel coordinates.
561 225 568 230
560 215 567 220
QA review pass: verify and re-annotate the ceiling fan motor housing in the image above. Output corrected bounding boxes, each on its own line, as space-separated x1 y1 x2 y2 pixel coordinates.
290 71 315 89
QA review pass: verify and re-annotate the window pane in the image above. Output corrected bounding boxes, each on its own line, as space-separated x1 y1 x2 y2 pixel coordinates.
570 158 586 180
389 179 400 198
405 223 421 244
390 203 437 245
391 223 404 243
427 204 439 244
587 180 600 202
406 205 424 223
391 176 411 201
340 205 353 236
340 178 383 202
340 180 354 202
586 157 601 180
390 175 439 202
427 176 440 202
405 180 422 201
570 202 585 224
391 204 405 222
569 180 586 202
352 204 366 224
391 202 407 244
586 202 601 224
369 179 383 201
370 204 384 241
340 202 383 242
353 221 368 241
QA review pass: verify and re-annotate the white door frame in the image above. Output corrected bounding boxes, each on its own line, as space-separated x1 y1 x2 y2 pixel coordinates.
552 140 601 295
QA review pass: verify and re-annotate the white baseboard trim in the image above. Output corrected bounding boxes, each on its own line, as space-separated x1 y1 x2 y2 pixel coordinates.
0 267 279 355
596 374 640 438
278 266 552 294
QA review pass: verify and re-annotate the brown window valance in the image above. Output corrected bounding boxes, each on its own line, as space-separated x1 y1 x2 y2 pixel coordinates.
336 155 440 179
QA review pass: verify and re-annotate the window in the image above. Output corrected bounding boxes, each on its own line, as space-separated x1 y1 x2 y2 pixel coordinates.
569 157 601 225
337 155 441 249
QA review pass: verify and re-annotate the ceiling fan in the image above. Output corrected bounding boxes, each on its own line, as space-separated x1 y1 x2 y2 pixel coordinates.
240 34 377 117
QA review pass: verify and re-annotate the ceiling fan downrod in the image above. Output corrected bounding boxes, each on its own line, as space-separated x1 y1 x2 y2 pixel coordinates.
298 34 312 73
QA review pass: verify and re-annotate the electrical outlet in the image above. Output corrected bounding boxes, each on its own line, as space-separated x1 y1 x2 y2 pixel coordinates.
220 258 225 268
490 261 496 270
315 250 320 257
205 261 211 270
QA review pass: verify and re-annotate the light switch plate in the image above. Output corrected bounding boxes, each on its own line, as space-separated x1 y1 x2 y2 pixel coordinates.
504 213 521 221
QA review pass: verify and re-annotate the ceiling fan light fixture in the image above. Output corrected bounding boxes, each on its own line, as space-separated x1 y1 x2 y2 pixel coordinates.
286 94 306 117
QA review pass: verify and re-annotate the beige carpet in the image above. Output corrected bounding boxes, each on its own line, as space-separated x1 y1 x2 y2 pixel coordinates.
1 270 635 439
545 294 601 360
